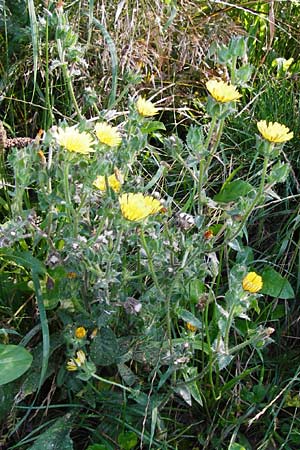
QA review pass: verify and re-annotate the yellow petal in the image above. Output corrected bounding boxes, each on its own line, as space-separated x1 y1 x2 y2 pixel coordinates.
206 79 242 103
242 272 263 293
136 97 158 117
257 120 293 143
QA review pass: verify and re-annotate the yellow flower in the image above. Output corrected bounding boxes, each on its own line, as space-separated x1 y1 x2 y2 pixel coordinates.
186 322 197 332
257 120 294 143
136 96 158 117
55 126 95 154
75 350 86 365
119 193 162 221
66 350 87 371
206 79 242 103
95 122 122 147
75 326 87 339
93 173 123 193
66 359 78 371
242 272 263 293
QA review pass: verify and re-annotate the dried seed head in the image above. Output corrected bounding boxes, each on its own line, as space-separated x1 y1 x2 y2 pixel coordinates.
196 293 210 311
175 212 195 231
0 121 7 152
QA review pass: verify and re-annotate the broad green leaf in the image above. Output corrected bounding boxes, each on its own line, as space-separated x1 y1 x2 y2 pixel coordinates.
261 267 295 299
0 344 33 385
141 121 165 134
173 384 192 406
228 444 246 450
118 432 138 450
90 327 119 366
183 367 203 406
186 125 205 155
117 363 138 386
214 180 254 203
267 161 290 184
176 308 202 330
27 414 73 450
271 304 286 320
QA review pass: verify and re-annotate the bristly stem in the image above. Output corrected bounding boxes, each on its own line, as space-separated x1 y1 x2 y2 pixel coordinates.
139 227 163 298
139 227 173 348
198 116 224 215
63 160 78 238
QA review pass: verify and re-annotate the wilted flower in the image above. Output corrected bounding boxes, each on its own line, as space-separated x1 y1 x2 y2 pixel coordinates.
55 126 95 154
242 272 263 293
66 349 86 371
119 193 162 221
75 326 87 339
93 172 123 193
136 96 158 117
95 122 122 147
204 229 214 240
257 120 293 143
206 79 242 103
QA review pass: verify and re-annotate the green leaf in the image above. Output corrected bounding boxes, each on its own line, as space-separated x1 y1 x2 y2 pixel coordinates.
27 414 74 450
182 367 203 406
186 125 205 155
261 267 295 299
267 161 290 184
0 249 46 275
117 363 138 386
90 327 119 366
141 121 165 134
176 308 202 330
0 344 33 385
228 444 246 450
186 279 205 304
214 180 254 203
117 431 138 450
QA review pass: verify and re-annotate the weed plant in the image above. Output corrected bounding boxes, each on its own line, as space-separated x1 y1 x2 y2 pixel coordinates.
1 2 300 450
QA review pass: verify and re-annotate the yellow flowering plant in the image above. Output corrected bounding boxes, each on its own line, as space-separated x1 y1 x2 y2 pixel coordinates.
206 79 242 103
119 192 162 222
242 272 263 293
55 126 95 155
75 326 87 339
257 120 293 144
136 96 158 117
93 173 123 193
5 32 296 447
95 122 122 147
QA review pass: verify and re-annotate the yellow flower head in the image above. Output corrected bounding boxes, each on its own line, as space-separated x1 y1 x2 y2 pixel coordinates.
75 326 87 339
257 120 294 143
206 79 242 103
95 122 122 147
186 322 197 332
136 96 158 117
93 172 123 193
66 350 86 371
242 272 263 293
66 359 77 371
55 126 95 154
119 193 162 221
